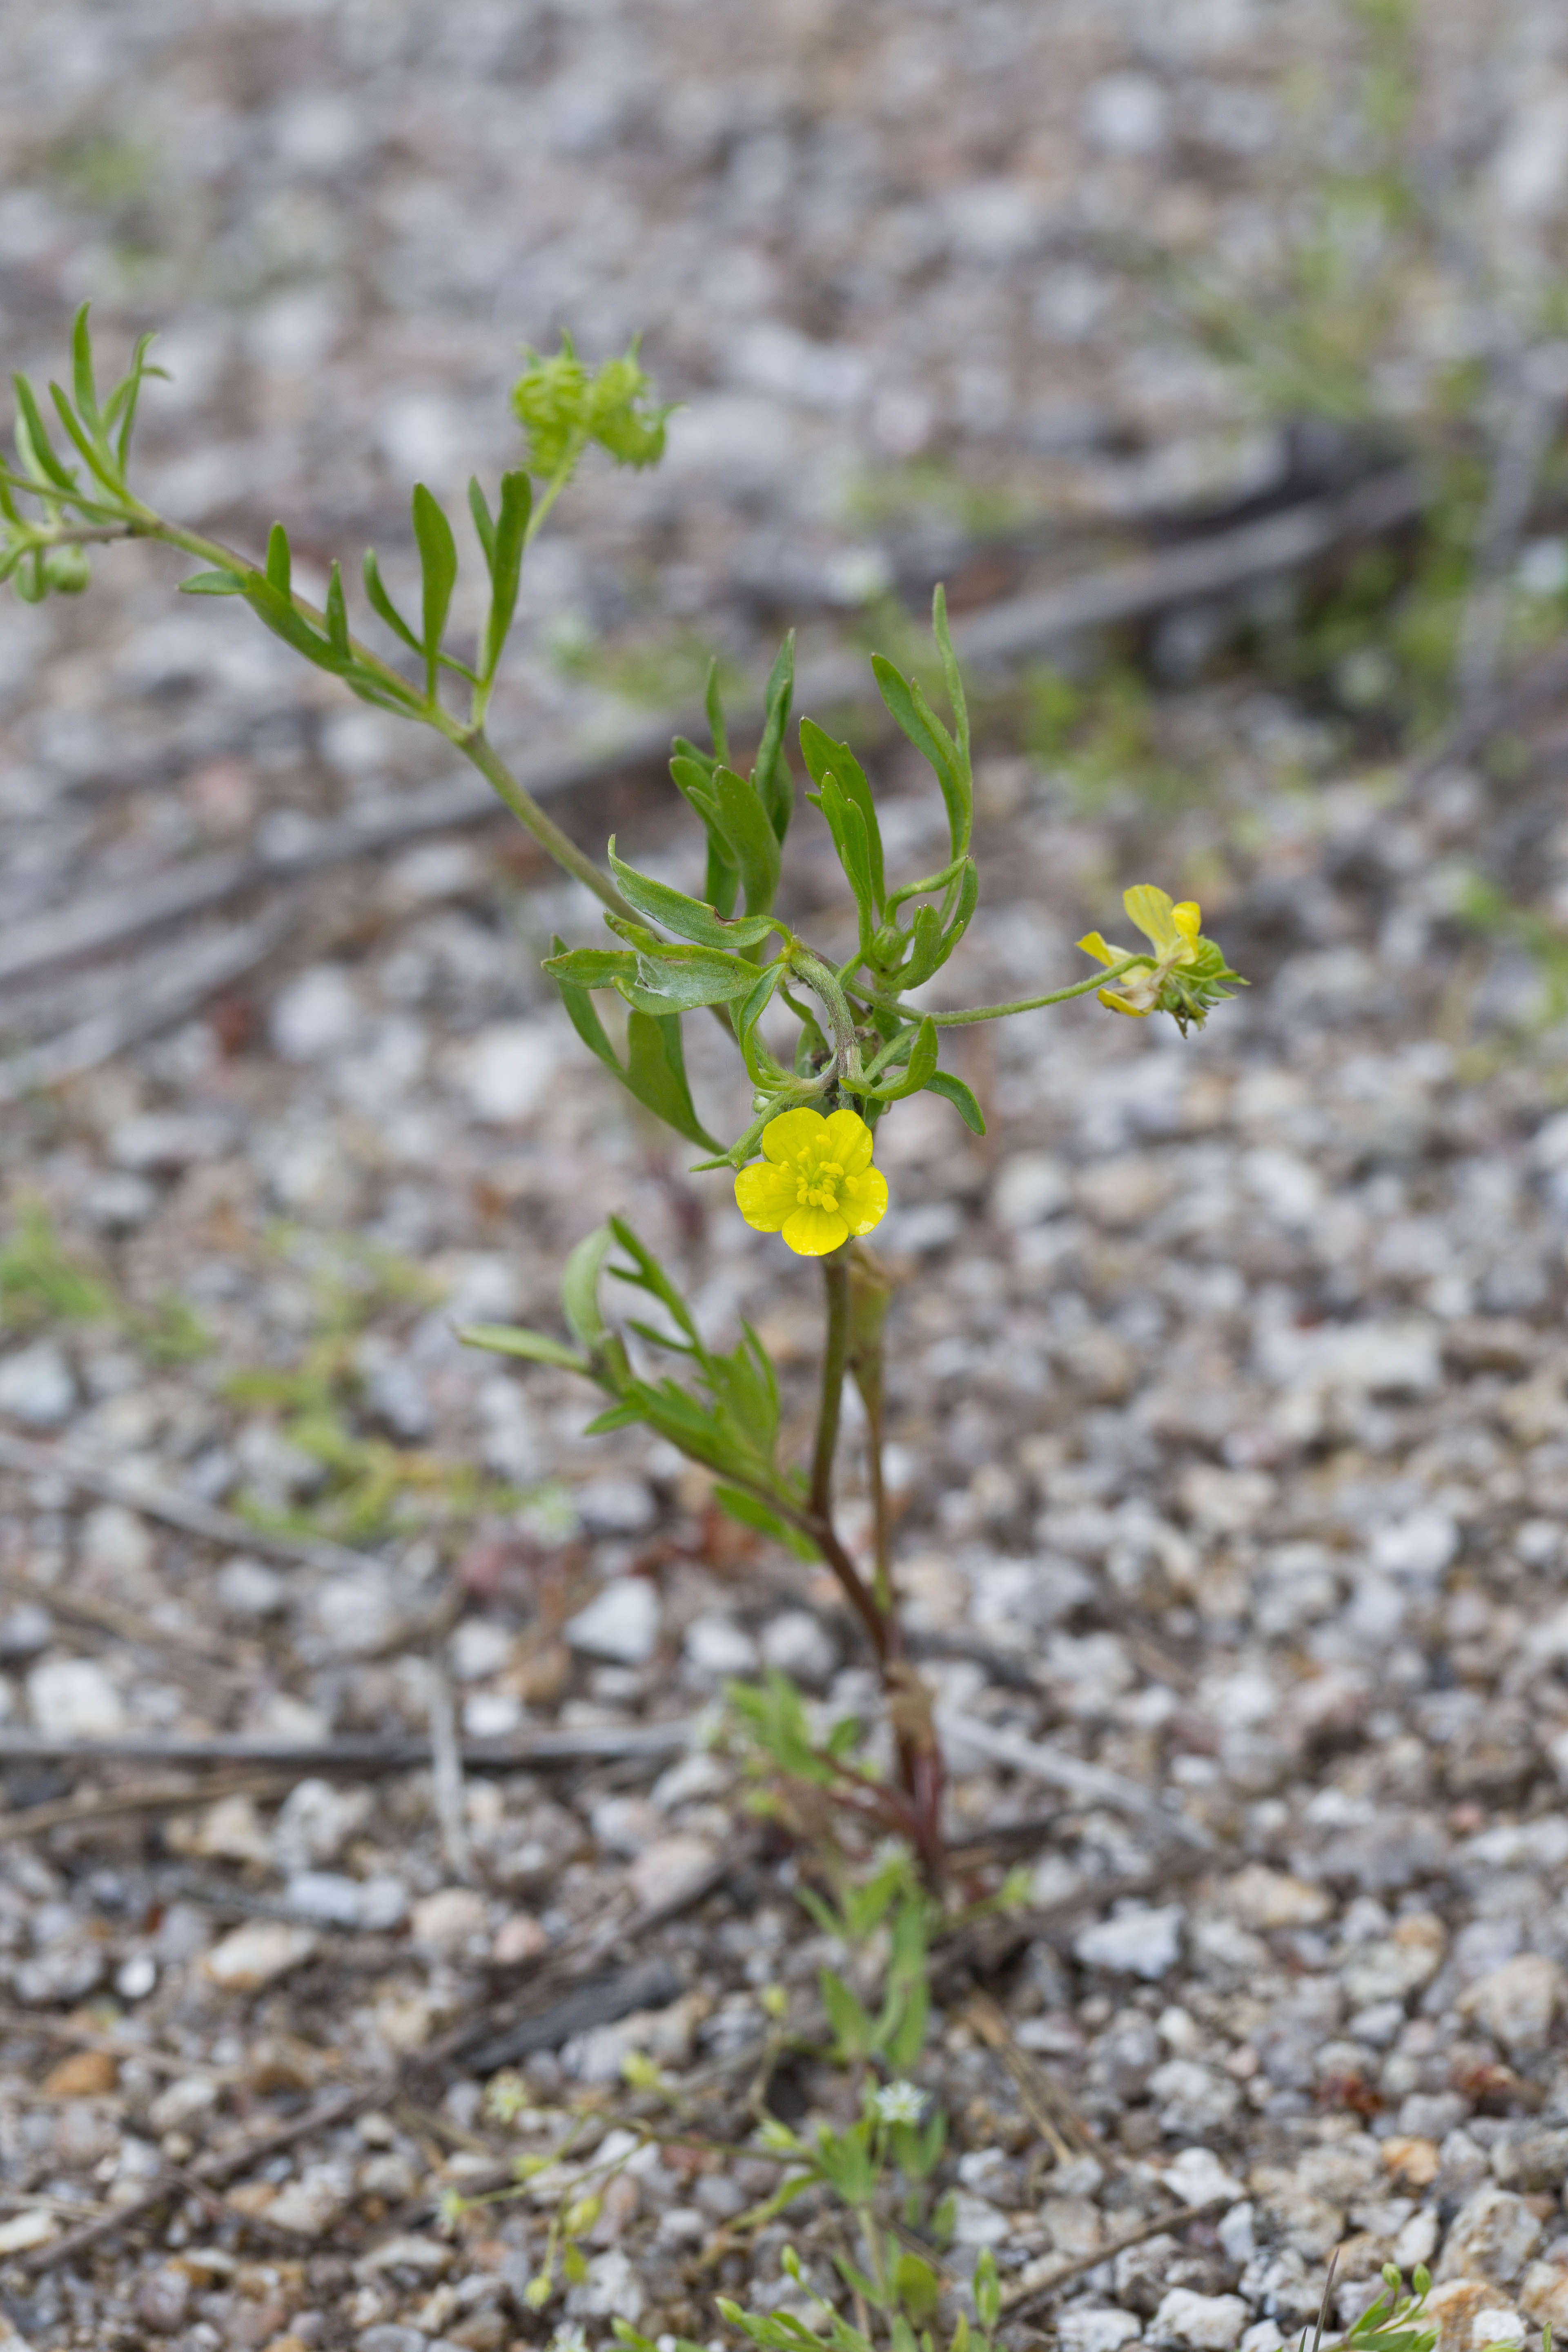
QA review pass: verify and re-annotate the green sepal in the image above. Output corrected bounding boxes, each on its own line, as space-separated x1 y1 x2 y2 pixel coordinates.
178 569 245 596
871 651 971 858
458 1324 590 1374
734 961 785 1084
606 838 780 950
709 764 782 913
669 753 739 917
752 632 795 844
546 933 720 1149
616 942 764 1014
704 657 729 765
931 582 970 773
624 1011 719 1148
712 1483 817 1561
324 560 351 662
265 521 292 600
899 905 944 990
481 468 530 679
809 775 876 950
541 947 638 989
411 482 457 692
923 1070 986 1134
562 1223 616 1353
9 375 77 493
799 717 884 910
819 1970 875 2063
857 1016 938 1104
363 548 422 653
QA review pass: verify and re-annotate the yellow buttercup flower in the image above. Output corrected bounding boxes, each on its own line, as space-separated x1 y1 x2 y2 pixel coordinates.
735 1106 889 1257
1078 884 1205 1016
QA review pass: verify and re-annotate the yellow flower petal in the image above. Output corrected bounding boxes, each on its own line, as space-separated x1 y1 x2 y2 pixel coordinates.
1076 930 1119 968
822 1107 874 1175
1121 884 1182 951
760 1105 826 1164
734 1162 798 1232
840 1167 888 1236
1172 900 1202 944
782 1204 850 1256
1098 987 1150 1018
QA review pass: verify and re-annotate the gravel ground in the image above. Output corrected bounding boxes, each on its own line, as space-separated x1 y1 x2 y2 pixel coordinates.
6 6 1568 2352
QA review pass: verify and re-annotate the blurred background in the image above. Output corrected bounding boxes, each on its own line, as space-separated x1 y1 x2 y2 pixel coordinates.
5 13 1568 2342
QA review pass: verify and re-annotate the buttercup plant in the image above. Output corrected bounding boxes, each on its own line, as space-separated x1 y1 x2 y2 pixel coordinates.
2 312 1243 1886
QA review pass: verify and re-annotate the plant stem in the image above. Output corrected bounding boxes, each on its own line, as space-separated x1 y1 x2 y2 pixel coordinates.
811 1251 851 1523
104 507 637 927
865 955 1144 1027
458 729 636 923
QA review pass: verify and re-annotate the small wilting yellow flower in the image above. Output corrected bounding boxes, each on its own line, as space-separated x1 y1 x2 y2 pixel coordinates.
1078 884 1243 1032
735 1106 888 1257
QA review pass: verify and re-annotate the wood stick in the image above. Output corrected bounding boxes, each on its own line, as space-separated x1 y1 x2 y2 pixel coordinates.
935 1707 1217 1853
0 470 1424 1000
965 1991 1102 2165
0 1769 293 1845
0 1722 693 1773
1000 2196 1228 2319
0 2005 192 2079
0 909 292 1105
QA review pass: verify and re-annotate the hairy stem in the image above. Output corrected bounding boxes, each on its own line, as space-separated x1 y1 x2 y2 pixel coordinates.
865 954 1144 1027
85 507 636 925
459 730 636 922
811 1251 851 1524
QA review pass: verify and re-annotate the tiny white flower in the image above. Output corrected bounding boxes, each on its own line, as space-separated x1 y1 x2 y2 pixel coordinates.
875 2080 926 2125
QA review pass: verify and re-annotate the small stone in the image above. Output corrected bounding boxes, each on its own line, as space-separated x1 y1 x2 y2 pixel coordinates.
1470 2314 1526 2352
27 1655 125 1738
1426 2279 1519 2352
0 1340 76 1427
1058 2311 1142 2352
171 1791 274 1865
81 1502 154 1577
682 1614 759 1677
410 1887 489 1953
274 1777 374 1869
1519 2261 1568 2336
564 1577 660 1666
134 2265 192 2334
202 1920 318 1992
1383 2136 1442 2188
452 1022 560 1123
285 1871 409 1930
628 1833 718 1915
357 2329 430 2352
271 964 362 1061
216 1555 287 1619
1437 2189 1544 2286
492 1912 549 1965
267 2166 347 2238
147 2076 218 2136
758 1608 839 1689
1490 2124 1568 2193
0 2210 57 2254
356 2234 454 2278
1224 1865 1333 1931
1147 2058 1242 2137
992 1150 1071 1228
565 2244 644 2322
949 2191 1010 2247
1076 1904 1184 1980
1166 2147 1245 2206
1461 1956 1566 2058
1150 2290 1251 2350
42 2047 117 2098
